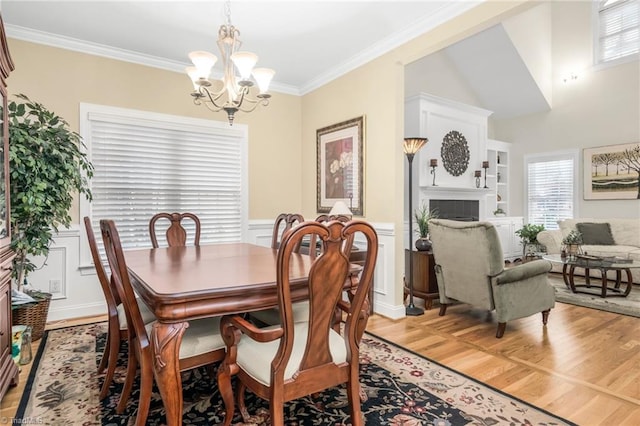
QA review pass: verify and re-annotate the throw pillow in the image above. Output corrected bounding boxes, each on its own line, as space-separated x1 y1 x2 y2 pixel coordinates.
576 222 615 245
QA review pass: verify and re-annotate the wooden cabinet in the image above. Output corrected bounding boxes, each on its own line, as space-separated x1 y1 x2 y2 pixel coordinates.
0 13 17 403
404 249 439 309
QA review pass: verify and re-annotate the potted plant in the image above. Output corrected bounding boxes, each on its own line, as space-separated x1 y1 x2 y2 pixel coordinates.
8 94 93 336
493 208 506 217
515 223 545 258
414 204 437 251
561 230 583 260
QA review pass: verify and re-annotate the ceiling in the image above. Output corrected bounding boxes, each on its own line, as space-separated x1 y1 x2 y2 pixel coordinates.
2 1 548 118
1 0 479 95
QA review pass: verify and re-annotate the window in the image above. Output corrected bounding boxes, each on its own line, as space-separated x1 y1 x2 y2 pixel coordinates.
79 104 248 265
524 151 579 230
595 0 640 64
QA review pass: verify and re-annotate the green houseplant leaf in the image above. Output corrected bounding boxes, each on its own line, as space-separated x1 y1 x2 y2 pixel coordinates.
8 94 94 290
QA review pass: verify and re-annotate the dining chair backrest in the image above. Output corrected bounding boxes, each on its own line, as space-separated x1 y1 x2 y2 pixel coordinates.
309 214 355 259
101 219 148 346
270 213 304 250
149 212 201 248
84 217 121 312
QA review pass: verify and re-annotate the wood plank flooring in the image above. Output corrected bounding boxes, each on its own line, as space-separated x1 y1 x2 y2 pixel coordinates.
0 296 638 425
367 299 640 425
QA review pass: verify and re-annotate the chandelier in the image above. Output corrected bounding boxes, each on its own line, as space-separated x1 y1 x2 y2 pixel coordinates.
186 0 275 125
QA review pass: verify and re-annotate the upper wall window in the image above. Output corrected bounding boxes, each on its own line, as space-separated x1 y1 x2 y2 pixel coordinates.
595 0 640 65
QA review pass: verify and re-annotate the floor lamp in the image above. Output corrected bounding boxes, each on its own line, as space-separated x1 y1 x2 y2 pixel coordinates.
404 137 428 316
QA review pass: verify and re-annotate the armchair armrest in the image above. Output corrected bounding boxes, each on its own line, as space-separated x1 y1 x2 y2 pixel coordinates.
537 230 563 254
495 259 552 285
221 314 283 343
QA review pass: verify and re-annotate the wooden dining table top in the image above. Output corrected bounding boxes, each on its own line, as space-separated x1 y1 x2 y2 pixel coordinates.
124 242 315 321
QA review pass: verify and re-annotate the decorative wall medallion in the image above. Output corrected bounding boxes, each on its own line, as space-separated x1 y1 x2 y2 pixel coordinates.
441 130 470 176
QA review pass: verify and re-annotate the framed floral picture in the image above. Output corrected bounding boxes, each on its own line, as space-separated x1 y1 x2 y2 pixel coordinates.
583 142 640 200
316 116 365 215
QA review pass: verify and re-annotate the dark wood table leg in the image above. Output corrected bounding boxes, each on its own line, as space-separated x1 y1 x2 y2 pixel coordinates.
601 271 608 297
568 265 577 292
151 321 188 426
623 269 633 296
562 263 570 288
614 270 622 289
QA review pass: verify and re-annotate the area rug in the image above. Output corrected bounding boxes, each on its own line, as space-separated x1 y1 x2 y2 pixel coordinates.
549 274 640 318
16 323 574 425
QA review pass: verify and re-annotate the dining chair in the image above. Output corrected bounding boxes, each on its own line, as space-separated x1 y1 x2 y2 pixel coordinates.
83 217 156 401
148 212 201 248
270 213 304 250
100 219 226 425
217 220 378 426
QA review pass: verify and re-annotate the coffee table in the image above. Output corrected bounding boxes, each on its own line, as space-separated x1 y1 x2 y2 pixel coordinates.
543 254 638 298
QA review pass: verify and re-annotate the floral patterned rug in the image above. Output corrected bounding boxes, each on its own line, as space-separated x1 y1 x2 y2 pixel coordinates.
16 323 573 425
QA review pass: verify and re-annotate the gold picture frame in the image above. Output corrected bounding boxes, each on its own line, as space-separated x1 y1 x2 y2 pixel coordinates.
583 142 640 200
316 116 365 215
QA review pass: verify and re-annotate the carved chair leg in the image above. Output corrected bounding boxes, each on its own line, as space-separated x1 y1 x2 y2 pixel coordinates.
134 357 154 426
541 309 550 325
269 396 285 426
98 332 110 374
217 363 235 426
439 304 448 316
99 331 121 400
237 381 251 423
496 322 507 338
117 347 138 414
347 377 364 426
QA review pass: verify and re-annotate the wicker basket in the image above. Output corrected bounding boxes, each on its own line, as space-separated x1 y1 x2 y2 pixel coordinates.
12 292 52 341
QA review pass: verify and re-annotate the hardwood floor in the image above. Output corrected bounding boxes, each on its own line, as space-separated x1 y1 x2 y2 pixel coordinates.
1 298 638 425
367 299 640 425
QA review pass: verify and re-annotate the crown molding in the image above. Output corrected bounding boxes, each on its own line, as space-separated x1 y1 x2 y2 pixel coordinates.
5 24 301 96
299 1 481 95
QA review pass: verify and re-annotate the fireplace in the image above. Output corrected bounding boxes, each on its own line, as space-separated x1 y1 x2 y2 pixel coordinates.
429 199 479 222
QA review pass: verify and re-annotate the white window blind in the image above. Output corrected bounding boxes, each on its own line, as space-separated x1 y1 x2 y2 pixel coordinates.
80 104 248 258
526 154 577 230
596 0 640 64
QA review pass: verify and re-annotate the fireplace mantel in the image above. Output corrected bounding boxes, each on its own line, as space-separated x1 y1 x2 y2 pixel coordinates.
420 186 492 195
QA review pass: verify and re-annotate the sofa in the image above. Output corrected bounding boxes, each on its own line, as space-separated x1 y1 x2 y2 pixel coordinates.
536 218 640 283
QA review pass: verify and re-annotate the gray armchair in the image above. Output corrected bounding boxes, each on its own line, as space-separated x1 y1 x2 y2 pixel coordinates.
429 219 555 338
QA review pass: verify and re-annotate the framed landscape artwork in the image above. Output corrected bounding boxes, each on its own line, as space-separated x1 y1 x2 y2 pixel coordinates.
316 116 365 215
583 142 640 200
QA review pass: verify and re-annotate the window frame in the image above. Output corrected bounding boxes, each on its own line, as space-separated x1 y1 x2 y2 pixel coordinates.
78 103 249 269
523 149 580 229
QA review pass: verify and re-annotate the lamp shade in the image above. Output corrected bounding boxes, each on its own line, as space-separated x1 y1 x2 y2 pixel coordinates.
329 201 353 218
188 51 217 79
252 68 275 93
403 137 428 155
231 51 258 79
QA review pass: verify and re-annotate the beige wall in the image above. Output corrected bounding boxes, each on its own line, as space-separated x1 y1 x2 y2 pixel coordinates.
301 1 528 307
6 39 303 221
494 1 640 219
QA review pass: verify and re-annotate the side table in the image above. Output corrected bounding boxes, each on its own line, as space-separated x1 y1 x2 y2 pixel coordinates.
404 249 439 310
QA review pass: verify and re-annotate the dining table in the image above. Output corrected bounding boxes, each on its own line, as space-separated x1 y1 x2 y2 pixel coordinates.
124 242 365 426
